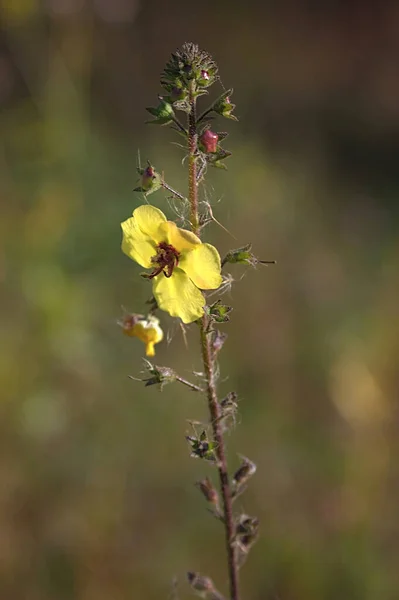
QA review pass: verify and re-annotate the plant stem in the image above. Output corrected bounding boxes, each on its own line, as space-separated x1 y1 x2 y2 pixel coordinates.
176 376 204 393
187 89 240 600
172 116 188 135
188 85 199 235
196 107 213 124
200 320 240 600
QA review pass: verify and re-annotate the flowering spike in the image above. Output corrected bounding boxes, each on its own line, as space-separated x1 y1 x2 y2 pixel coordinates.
161 43 218 95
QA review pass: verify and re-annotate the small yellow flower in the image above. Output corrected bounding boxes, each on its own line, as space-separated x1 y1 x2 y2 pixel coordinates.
121 313 163 357
121 205 222 323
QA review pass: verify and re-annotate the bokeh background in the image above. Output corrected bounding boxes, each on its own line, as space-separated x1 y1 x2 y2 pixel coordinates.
2 1 399 598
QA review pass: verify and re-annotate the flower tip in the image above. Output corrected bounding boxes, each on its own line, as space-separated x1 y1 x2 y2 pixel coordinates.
145 341 156 357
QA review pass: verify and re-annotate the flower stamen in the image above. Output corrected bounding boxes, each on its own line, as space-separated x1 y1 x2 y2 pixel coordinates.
149 241 180 279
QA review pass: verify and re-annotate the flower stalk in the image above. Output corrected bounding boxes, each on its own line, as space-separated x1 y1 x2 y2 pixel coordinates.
187 85 240 600
120 43 260 600
188 83 199 236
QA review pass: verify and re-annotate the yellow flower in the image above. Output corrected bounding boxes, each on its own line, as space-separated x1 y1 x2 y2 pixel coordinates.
121 205 222 323
121 313 164 357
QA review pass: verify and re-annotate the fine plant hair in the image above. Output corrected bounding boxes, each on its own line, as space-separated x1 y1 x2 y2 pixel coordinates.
120 43 273 600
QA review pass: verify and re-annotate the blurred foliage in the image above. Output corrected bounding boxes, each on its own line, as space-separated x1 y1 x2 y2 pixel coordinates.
1 1 399 599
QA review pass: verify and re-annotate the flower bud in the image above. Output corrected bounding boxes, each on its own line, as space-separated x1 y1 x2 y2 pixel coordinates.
196 477 219 510
187 572 213 593
169 85 187 103
211 330 228 354
212 89 238 121
236 514 259 537
186 430 217 462
134 163 162 195
234 513 260 566
207 300 232 323
217 391 238 432
187 572 224 599
145 96 175 125
222 243 276 268
232 455 257 498
139 361 177 389
199 129 219 154
198 69 210 85
141 165 156 190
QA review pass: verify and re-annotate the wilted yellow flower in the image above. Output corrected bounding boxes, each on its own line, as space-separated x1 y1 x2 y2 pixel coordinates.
121 313 163 357
121 205 222 323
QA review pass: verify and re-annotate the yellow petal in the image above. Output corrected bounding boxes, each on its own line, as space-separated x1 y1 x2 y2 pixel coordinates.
179 243 222 289
134 204 167 243
145 341 156 357
132 316 164 356
121 217 156 268
152 268 205 323
159 221 201 252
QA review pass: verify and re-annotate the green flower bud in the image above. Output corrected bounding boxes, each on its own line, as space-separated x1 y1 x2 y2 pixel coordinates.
212 89 238 120
207 300 232 323
186 430 217 462
222 243 275 267
169 85 187 102
138 360 177 390
145 96 175 125
133 163 162 195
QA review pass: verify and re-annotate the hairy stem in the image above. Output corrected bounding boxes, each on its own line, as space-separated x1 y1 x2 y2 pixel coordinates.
188 84 199 236
176 376 204 393
200 320 240 600
188 89 240 600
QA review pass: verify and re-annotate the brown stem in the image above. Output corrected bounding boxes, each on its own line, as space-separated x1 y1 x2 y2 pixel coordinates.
188 87 240 600
188 86 199 236
176 376 204 393
200 319 240 600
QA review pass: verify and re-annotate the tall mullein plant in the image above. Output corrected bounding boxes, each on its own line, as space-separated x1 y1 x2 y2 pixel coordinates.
120 43 269 600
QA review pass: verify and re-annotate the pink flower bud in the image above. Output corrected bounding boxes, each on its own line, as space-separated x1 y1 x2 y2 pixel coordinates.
199 129 219 153
141 165 156 190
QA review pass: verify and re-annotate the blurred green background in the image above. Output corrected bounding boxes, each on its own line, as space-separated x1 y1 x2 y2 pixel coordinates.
2 1 399 599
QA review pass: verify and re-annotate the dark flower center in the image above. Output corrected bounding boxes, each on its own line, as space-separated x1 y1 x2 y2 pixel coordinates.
148 242 180 279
